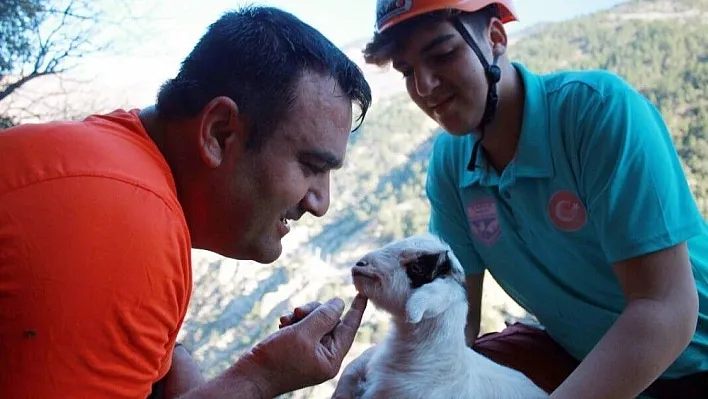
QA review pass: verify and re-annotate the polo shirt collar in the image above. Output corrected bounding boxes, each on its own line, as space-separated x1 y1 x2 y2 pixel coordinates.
459 62 554 188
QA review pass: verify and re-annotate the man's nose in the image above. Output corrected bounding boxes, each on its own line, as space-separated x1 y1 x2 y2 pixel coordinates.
414 68 439 98
302 185 330 218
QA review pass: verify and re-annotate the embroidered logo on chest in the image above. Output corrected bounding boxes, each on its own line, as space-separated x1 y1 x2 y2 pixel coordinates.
465 197 501 246
548 190 587 232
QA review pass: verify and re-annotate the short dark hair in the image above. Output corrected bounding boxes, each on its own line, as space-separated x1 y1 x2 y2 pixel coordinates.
156 5 372 149
363 5 499 67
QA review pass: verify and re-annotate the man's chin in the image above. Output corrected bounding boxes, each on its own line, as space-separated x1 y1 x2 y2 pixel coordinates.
434 117 475 137
214 242 283 264
440 124 473 137
249 243 283 264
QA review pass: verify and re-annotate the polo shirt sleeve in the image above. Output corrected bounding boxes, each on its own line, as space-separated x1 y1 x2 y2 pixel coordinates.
0 176 192 399
426 135 486 275
573 76 705 264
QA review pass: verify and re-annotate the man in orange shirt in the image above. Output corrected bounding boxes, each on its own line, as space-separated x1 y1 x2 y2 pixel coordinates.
0 5 371 399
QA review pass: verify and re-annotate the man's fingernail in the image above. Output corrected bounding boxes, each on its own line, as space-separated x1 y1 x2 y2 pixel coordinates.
328 297 345 312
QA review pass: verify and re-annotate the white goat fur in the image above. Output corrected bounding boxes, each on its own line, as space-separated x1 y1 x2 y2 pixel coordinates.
350 233 548 399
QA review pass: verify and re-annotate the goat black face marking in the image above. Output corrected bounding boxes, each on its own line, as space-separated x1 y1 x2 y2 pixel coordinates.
404 251 453 288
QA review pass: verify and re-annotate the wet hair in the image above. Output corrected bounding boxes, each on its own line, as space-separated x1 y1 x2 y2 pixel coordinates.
363 5 500 67
156 5 372 149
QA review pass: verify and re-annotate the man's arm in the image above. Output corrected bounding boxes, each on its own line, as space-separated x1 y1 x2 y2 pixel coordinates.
162 344 207 399
551 243 698 399
465 273 485 347
175 364 271 399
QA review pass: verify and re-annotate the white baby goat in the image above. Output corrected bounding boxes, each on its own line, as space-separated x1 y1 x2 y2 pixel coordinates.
350 233 548 399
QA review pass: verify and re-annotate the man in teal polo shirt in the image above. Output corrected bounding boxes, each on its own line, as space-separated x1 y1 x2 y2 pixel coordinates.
332 1 707 398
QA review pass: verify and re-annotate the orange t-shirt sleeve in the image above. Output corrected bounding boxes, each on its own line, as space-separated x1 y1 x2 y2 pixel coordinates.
0 176 192 398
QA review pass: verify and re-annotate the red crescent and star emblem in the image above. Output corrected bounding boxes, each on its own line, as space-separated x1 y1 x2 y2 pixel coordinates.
548 190 587 232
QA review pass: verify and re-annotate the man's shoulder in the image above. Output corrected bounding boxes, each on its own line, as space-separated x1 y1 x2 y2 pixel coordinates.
1 108 145 136
540 67 634 99
538 68 655 141
0 108 149 173
0 109 177 204
539 68 649 126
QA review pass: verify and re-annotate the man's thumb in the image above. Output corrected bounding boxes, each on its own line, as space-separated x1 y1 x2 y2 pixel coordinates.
301 297 345 335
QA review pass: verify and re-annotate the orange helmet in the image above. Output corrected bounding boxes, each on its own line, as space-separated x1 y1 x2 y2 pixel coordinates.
375 0 518 33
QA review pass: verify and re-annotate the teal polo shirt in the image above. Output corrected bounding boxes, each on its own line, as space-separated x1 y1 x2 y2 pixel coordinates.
426 62 708 379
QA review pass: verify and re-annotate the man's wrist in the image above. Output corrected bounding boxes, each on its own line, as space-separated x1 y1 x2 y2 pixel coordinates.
180 363 275 399
229 356 277 399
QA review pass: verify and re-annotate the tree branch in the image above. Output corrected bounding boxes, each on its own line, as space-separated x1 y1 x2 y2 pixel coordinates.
0 70 53 102
1 0 103 105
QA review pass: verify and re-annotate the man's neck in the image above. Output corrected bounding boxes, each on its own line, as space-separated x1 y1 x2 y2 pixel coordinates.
478 62 525 174
138 106 168 155
138 106 190 207
138 106 192 180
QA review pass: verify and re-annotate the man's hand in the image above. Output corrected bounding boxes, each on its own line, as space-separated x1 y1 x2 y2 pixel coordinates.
330 345 376 399
234 294 368 398
278 300 323 329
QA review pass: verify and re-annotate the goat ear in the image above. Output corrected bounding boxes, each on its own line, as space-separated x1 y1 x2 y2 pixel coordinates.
403 250 452 289
425 250 452 280
405 278 457 324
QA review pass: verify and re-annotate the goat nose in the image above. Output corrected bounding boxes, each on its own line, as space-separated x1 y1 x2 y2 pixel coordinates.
356 260 368 266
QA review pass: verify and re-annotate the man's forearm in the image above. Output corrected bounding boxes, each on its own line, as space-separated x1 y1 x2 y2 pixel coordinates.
464 273 484 346
164 345 207 399
550 299 696 399
177 361 274 399
466 314 481 347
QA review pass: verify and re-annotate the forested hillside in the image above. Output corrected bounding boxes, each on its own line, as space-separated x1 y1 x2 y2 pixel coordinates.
178 0 708 397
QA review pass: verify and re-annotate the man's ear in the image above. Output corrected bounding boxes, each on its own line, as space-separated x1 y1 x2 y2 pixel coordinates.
197 96 247 168
487 18 508 57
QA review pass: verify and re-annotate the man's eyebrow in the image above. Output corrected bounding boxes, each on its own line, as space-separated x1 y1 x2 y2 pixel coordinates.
392 34 456 70
299 149 343 169
421 34 455 55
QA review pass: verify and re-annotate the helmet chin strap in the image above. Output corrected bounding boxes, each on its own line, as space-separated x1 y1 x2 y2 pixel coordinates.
450 17 501 172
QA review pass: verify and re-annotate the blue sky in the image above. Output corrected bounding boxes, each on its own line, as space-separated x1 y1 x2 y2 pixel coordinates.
67 0 628 108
